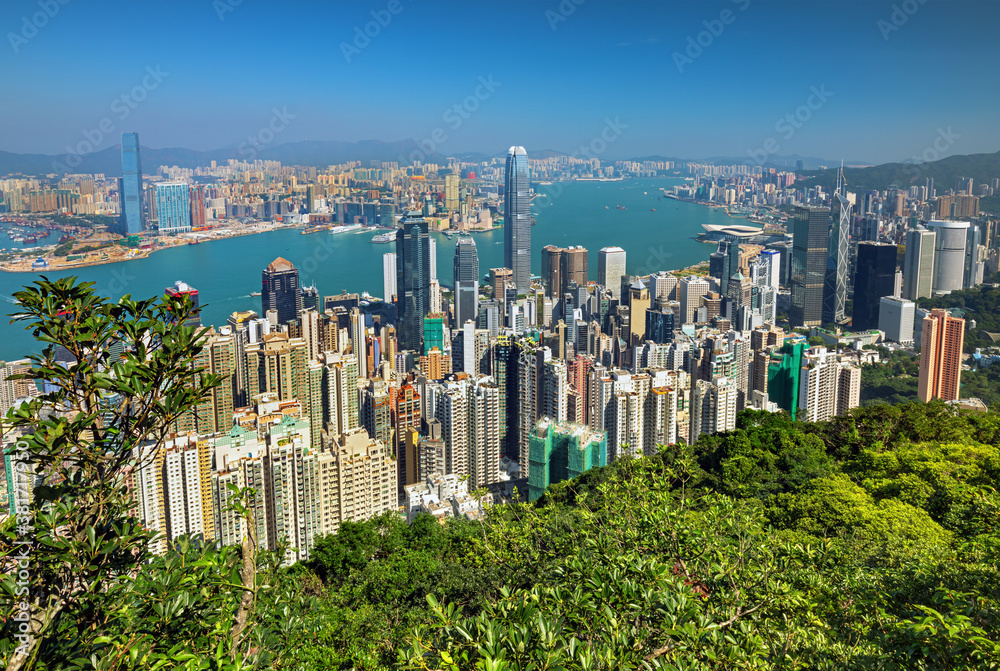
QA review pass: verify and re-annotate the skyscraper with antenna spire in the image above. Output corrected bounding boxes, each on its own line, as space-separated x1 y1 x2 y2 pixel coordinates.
823 161 850 325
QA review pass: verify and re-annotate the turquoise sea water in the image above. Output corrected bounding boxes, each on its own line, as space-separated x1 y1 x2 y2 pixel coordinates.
0 178 738 360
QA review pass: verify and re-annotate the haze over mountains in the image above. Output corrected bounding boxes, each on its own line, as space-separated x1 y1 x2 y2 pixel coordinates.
1 140 998 192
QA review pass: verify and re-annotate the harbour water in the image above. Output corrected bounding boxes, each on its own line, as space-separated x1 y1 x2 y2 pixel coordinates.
0 178 737 360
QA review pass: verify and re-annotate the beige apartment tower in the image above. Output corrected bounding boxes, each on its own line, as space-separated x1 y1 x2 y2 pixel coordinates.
918 309 965 402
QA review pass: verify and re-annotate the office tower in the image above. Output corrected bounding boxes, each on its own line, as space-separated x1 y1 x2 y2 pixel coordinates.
561 246 588 296
504 146 531 293
189 184 206 230
490 267 513 300
262 257 302 325
645 305 674 344
964 224 983 289
155 182 192 234
918 309 965 402
540 245 563 299
598 247 627 299
678 276 710 325
790 206 829 327
650 272 678 301
689 377 737 444
320 427 397 535
879 296 915 346
757 250 781 289
300 285 320 313
824 183 851 324
852 242 897 331
429 238 437 282
444 174 460 212
453 237 480 326
164 280 201 328
903 226 936 300
628 279 650 345
118 132 146 235
928 220 970 295
396 213 432 352
527 419 607 501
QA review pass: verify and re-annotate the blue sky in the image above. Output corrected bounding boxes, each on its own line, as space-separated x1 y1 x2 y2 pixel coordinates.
2 0 997 164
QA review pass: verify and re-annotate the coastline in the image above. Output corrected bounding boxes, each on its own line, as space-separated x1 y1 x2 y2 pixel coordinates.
0 221 301 274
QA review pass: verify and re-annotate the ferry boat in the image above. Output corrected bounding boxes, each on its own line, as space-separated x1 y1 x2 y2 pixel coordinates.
329 223 363 234
371 232 395 243
249 291 262 297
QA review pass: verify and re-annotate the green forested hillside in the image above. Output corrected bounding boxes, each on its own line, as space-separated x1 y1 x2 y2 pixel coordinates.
9 403 998 670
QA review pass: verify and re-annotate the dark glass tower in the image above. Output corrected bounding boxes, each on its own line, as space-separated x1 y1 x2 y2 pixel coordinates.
118 132 146 236
262 257 302 325
396 213 431 352
823 186 851 325
453 237 479 327
853 242 897 331
790 206 829 327
503 146 531 293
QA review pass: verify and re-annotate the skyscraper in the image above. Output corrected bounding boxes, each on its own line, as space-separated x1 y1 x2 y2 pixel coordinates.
165 280 200 328
155 182 192 234
189 184 206 230
382 252 397 303
262 257 302 325
598 247 627 299
396 213 432 352
918 309 965 402
118 132 146 235
790 206 829 327
561 246 588 296
453 237 480 327
903 226 936 301
852 242 897 331
503 146 531 293
540 245 563 299
824 183 850 325
928 219 970 295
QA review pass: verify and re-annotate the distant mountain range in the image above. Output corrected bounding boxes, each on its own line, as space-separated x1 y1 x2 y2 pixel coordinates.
0 139 451 177
2 141 998 191
799 150 1000 194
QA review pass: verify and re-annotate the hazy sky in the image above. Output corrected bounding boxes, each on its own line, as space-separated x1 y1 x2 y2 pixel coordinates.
2 0 997 164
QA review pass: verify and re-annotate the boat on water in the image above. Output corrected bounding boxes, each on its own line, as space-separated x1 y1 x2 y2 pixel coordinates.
651 208 656 212
249 291 261 297
329 223 363 234
371 232 395 243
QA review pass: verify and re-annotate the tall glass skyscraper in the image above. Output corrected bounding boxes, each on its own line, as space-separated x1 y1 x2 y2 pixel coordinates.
155 182 192 234
453 237 480 327
790 206 829 327
396 213 431 352
118 132 146 235
503 146 531 293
